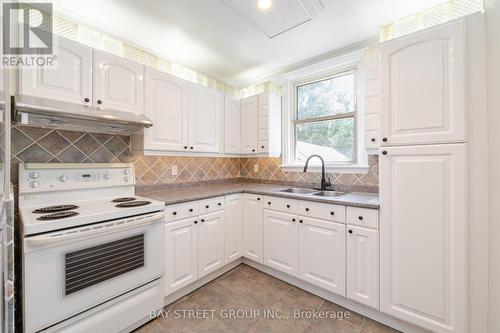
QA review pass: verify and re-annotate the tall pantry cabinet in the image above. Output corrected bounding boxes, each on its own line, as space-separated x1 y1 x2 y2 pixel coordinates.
379 15 485 333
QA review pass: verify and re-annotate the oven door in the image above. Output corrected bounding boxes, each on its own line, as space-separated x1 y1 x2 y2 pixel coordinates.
23 211 165 333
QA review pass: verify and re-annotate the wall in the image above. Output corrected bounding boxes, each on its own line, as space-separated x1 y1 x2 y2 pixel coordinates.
486 0 500 332
11 125 379 190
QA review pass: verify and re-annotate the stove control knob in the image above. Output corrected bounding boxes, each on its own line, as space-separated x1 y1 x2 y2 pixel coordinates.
29 172 39 179
29 181 39 188
59 175 68 182
104 174 111 180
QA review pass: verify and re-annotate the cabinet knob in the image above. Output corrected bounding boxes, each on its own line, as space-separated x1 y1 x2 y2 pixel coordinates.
84 97 90 103
257 198 261 201
184 146 188 149
194 220 198 224
267 202 271 205
205 205 209 209
382 137 388 142
172 211 177 215
305 208 309 212
218 202 222 206
348 229 353 234
330 211 335 215
190 146 194 150
252 149 255 152
292 218 296 222
371 138 376 142
97 99 102 104
299 219 303 223
358 216 364 221
189 208 193 212
201 219 205 222
382 150 387 155
286 204 290 208
261 145 264 149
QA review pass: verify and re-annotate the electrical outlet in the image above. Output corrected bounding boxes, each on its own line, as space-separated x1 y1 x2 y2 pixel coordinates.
253 164 259 173
171 165 178 176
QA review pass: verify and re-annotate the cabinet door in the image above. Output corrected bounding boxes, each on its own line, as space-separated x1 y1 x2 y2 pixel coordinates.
263 210 299 276
20 36 92 105
380 19 466 146
240 96 258 154
93 50 144 114
224 95 241 154
225 194 243 264
363 59 381 150
198 211 225 278
243 194 263 263
143 68 189 151
299 217 345 295
379 144 466 333
165 218 198 295
188 85 221 152
346 225 379 309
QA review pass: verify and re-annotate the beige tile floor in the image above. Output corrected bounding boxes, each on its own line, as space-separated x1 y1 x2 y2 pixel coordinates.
135 264 401 333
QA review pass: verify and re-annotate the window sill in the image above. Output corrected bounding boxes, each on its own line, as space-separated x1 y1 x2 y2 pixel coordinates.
280 163 370 174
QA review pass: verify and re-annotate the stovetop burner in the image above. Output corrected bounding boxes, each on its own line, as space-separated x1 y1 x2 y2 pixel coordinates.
32 205 79 214
115 201 151 208
111 197 137 203
36 211 79 221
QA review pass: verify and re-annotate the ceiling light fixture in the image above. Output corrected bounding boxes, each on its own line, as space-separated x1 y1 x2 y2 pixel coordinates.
257 0 272 10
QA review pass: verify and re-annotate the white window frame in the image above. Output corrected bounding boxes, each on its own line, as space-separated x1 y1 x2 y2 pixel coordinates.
281 49 369 174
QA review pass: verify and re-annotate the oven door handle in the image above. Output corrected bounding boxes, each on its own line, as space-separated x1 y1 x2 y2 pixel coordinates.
25 211 165 247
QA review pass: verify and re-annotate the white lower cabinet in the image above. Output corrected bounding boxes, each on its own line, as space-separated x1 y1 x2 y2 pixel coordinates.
224 194 243 264
243 194 264 263
346 225 379 309
263 210 299 276
299 217 346 296
164 218 198 295
198 211 225 278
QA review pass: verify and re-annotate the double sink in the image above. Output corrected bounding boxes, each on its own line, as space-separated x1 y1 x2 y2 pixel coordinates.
277 188 347 198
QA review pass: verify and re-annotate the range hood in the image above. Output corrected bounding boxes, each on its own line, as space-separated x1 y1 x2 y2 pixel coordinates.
13 95 153 135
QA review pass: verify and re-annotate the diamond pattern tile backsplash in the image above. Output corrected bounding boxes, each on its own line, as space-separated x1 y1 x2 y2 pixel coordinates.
11 125 378 188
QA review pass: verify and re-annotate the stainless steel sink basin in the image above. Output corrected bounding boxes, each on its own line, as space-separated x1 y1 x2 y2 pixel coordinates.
278 188 318 194
312 191 347 197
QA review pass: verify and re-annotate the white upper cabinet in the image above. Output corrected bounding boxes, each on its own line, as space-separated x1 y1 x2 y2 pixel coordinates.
240 95 259 154
299 217 346 295
257 93 281 156
188 84 222 152
20 36 92 105
224 194 243 264
142 68 189 152
93 50 144 114
379 144 466 333
380 19 466 146
363 49 381 151
165 217 198 296
263 210 299 276
224 95 241 154
346 225 379 309
197 210 225 278
243 194 263 263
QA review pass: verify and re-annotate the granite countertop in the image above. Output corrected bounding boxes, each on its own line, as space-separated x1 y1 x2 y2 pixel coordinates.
140 182 379 209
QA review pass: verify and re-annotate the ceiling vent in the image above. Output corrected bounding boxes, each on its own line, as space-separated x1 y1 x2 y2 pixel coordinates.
223 0 325 38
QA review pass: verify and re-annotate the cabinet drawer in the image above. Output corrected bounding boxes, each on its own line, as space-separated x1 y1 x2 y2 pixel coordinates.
263 196 298 214
346 206 379 229
165 202 198 223
298 201 345 223
199 196 225 214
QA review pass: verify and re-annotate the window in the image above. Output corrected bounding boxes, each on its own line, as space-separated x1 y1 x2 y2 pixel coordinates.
295 71 356 163
281 49 368 173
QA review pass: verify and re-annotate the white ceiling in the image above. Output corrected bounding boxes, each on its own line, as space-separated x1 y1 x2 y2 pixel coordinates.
53 0 446 87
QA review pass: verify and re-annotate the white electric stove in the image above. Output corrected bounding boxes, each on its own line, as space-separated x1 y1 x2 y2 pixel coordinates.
19 163 165 333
